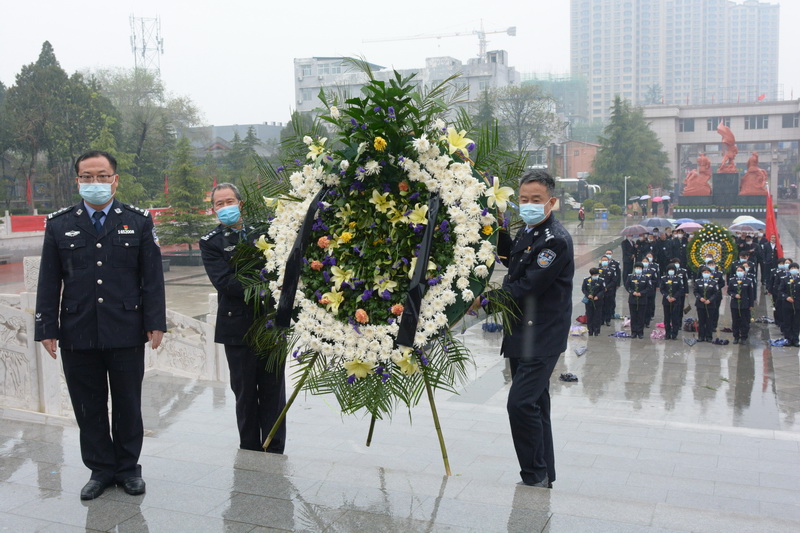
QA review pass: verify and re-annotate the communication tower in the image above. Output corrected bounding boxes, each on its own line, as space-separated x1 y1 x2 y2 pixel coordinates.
129 15 164 72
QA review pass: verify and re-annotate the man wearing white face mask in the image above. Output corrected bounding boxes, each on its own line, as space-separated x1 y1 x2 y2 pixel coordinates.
200 183 287 453
34 150 166 500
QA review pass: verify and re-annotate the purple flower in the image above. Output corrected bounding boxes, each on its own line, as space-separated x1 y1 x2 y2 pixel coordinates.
440 220 449 232
381 290 391 300
400 257 409 266
388 318 395 325
382 183 391 193
322 255 336 266
259 290 267 298
353 245 363 257
350 118 358 126
388 106 395 118
323 271 331 283
412 224 424 235
264 319 274 329
361 289 374 301
361 124 367 130
312 218 328 232
409 192 420 201
259 268 268 281
427 276 442 286
481 208 489 216
357 166 366 174
314 290 322 300
374 106 382 113
420 354 429 366
467 142 475 152
326 155 333 161
276 165 286 173
347 375 357 384
480 297 489 307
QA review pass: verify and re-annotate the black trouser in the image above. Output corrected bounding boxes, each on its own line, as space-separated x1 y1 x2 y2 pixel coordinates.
603 289 616 323
629 299 646 336
786 305 800 344
731 306 751 340
773 297 784 331
578 218 584 228
712 296 722 331
663 300 682 338
622 262 633 285
645 295 655 325
61 345 144 484
225 344 287 453
697 304 716 339
508 354 559 485
586 300 603 334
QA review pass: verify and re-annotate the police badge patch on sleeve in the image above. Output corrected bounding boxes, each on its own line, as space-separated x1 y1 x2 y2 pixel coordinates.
152 227 160 247
537 248 557 268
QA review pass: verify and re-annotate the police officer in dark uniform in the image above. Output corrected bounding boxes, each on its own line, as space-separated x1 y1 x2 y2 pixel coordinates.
200 183 287 453
480 170 573 488
34 151 166 500
598 255 617 326
582 267 605 336
621 235 637 282
602 249 620 325
626 262 653 338
642 254 658 327
779 263 800 346
694 266 719 342
770 259 790 336
659 264 685 340
728 264 756 344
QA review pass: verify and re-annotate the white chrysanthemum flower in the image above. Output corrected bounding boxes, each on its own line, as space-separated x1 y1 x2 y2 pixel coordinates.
330 106 340 119
340 160 350 171
364 160 381 176
474 265 489 278
412 134 431 153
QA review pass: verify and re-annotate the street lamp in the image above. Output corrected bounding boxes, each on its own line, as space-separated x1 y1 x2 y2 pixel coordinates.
623 175 631 225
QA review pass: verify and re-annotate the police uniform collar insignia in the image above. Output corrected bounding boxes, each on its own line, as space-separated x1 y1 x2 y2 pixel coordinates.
76 208 83 216
224 245 236 252
114 208 123 214
65 230 80 237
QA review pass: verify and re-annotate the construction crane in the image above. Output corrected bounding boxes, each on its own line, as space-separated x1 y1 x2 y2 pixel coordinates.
364 22 516 60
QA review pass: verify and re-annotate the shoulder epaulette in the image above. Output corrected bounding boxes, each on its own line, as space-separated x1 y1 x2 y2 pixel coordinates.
47 206 74 220
123 204 149 217
201 227 221 241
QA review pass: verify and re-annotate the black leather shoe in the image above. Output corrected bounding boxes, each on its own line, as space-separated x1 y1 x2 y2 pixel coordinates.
733 339 739 344
80 480 109 500
119 477 146 496
517 474 550 488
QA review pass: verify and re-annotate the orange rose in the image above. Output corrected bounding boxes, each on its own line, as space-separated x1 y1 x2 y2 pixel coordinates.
310 260 323 271
355 309 369 324
391 304 404 316
317 236 330 249
319 297 331 305
398 181 409 192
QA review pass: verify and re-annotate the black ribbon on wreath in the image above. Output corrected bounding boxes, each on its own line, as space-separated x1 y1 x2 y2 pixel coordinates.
396 193 441 347
276 186 331 328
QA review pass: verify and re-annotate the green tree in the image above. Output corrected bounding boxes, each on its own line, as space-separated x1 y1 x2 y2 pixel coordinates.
157 137 213 251
644 84 663 105
591 96 671 205
90 118 145 205
91 68 202 201
494 84 563 157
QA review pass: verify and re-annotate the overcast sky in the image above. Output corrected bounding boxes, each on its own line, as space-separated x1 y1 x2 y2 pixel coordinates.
1 0 798 126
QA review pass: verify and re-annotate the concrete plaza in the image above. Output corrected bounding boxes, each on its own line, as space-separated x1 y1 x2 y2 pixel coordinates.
1 211 800 532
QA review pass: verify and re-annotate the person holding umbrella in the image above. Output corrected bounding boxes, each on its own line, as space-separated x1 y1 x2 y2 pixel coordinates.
694 266 719 342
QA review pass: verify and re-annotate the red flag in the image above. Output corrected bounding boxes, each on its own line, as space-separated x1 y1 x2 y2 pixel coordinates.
758 93 766 101
765 189 784 259
164 174 169 197
26 177 32 206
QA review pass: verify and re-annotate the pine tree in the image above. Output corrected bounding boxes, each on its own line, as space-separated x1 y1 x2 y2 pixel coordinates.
592 96 671 205
158 137 214 251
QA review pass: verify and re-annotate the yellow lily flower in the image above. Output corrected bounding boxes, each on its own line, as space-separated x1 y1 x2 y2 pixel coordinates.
485 179 515 213
306 137 327 160
344 358 375 380
369 190 395 214
373 275 398 293
396 351 420 376
336 203 354 221
441 126 473 158
330 266 354 290
408 203 429 225
407 258 437 279
388 206 409 226
320 288 344 314
255 235 275 258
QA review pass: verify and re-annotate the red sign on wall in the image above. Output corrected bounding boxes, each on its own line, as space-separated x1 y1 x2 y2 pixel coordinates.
10 215 47 232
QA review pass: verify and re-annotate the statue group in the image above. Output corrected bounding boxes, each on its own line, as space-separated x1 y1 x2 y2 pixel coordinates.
681 124 767 196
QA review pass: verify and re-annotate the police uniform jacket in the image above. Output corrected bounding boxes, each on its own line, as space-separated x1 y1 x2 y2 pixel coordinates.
693 277 719 305
199 224 257 346
780 274 800 305
495 215 574 359
625 273 653 304
659 275 684 304
598 264 616 294
727 276 756 309
770 268 788 297
582 276 605 300
34 200 166 349
606 258 621 289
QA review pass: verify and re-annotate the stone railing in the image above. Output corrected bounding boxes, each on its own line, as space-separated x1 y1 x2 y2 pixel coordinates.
0 257 226 418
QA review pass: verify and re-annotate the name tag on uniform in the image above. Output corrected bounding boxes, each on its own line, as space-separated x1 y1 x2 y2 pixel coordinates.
118 225 135 235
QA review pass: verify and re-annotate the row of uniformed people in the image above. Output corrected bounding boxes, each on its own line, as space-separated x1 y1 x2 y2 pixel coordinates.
766 258 800 346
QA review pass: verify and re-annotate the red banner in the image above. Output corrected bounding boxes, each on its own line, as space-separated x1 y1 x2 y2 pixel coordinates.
765 190 783 259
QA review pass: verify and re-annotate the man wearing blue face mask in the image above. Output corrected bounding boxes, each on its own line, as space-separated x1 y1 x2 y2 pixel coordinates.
34 150 166 500
487 170 574 489
200 183 287 453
